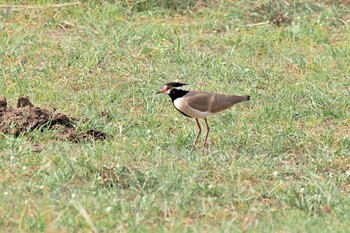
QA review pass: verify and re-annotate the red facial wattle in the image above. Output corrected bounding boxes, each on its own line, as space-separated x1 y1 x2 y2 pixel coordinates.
158 86 168 94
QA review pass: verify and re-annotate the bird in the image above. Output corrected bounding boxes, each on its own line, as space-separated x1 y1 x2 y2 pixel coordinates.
157 82 250 150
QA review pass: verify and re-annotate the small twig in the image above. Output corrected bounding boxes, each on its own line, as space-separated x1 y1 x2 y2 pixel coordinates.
0 1 81 9
245 21 270 27
339 18 348 28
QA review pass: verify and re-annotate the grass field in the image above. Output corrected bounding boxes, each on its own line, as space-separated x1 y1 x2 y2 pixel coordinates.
1 0 350 232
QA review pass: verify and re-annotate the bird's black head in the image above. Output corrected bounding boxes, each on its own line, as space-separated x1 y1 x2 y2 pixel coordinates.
157 82 188 94
165 82 187 88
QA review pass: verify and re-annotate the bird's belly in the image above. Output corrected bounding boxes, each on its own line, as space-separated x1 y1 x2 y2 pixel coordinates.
173 98 214 118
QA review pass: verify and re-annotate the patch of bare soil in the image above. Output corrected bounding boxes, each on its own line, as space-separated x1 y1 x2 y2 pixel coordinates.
0 97 106 142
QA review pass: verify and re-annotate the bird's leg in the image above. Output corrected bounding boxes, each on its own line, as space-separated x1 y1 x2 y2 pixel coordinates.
203 118 210 147
191 119 201 151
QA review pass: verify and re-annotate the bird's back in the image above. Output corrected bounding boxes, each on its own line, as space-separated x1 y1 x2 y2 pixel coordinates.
186 91 249 114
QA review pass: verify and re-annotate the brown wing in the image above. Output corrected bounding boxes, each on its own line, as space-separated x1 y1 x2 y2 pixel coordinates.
186 91 248 113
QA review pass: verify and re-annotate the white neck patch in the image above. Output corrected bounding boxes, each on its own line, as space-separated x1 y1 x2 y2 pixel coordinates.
174 86 183 90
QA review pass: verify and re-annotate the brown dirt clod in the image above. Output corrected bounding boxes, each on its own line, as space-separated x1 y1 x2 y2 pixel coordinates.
0 97 107 142
17 97 34 108
0 97 7 109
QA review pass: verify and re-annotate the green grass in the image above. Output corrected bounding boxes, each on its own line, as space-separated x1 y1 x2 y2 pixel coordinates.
1 0 350 232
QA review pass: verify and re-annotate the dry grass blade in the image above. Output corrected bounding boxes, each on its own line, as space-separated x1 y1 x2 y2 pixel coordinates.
0 1 81 9
70 201 98 233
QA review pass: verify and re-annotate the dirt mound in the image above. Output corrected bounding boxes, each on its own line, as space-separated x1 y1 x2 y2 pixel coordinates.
0 97 106 142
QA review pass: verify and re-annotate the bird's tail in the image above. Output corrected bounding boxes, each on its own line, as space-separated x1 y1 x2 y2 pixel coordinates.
235 95 250 102
228 95 250 106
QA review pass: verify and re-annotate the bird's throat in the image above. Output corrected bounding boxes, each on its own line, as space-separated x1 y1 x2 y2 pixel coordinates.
168 89 189 102
168 89 190 117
